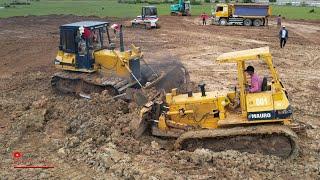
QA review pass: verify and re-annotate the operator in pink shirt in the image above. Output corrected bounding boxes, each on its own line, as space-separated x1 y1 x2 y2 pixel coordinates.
245 66 262 93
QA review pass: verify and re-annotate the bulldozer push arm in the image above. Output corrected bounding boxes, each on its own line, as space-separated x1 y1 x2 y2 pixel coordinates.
110 47 143 88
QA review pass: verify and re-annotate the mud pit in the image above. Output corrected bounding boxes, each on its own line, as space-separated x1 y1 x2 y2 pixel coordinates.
0 15 320 178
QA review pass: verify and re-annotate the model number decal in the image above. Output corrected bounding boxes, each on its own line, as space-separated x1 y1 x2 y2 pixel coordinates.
255 97 268 106
249 113 271 119
248 111 274 121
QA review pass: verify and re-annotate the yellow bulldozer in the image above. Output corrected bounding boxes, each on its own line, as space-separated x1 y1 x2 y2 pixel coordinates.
51 21 188 100
136 47 301 158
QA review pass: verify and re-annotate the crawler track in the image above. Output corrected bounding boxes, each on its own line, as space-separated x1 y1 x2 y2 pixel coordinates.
174 125 299 158
51 63 190 97
51 71 129 96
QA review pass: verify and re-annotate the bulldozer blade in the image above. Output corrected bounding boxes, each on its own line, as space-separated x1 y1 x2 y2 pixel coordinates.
133 91 148 106
125 88 148 106
158 64 190 92
130 103 154 138
142 62 190 93
143 72 165 89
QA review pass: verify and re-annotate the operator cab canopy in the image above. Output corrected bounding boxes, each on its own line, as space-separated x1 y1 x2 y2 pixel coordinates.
142 6 158 16
215 3 228 11
216 47 275 92
59 21 110 53
61 21 109 29
216 46 270 63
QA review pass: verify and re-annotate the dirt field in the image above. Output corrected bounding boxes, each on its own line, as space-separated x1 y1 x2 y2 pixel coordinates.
0 15 319 179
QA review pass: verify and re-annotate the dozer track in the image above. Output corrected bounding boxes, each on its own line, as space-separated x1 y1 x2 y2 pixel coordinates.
174 125 299 159
51 71 130 96
51 63 189 98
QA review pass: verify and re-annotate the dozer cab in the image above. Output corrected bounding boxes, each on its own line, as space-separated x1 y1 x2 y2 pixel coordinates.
136 47 300 158
131 6 160 29
52 21 188 99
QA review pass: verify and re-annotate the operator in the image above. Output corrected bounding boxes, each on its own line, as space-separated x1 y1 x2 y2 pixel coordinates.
245 66 262 93
83 27 91 39
78 27 87 55
78 37 86 55
91 30 101 49
277 15 282 27
111 23 120 34
279 25 288 48
200 12 209 26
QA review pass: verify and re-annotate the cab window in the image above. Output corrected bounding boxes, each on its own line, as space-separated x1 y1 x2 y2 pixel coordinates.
185 3 190 10
60 29 76 53
216 6 223 12
144 8 157 16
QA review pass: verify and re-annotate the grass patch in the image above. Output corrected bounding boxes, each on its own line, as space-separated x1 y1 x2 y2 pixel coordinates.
271 5 320 20
0 0 319 20
0 0 211 18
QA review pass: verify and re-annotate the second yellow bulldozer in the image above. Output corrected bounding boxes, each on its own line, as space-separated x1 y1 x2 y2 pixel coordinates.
136 47 300 158
52 21 188 100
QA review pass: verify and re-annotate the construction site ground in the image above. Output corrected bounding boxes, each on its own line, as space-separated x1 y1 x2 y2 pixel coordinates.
0 15 319 179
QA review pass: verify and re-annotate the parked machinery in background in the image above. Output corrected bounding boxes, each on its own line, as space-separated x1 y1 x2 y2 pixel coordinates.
131 6 160 29
212 3 271 26
170 0 191 16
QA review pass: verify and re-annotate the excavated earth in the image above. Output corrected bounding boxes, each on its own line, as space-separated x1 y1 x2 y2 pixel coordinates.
0 15 319 179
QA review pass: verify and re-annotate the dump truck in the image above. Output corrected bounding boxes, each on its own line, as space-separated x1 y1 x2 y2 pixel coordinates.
135 47 302 158
52 21 188 100
212 3 271 26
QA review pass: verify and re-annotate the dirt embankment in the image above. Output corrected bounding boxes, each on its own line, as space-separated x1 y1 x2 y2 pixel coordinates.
0 15 319 179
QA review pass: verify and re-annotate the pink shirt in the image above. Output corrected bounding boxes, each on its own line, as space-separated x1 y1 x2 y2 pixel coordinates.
249 73 262 93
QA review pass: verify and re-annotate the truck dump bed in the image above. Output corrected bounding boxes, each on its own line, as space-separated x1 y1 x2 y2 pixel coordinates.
234 4 270 17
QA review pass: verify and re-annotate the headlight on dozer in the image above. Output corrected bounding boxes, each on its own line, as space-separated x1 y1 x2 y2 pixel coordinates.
54 59 61 65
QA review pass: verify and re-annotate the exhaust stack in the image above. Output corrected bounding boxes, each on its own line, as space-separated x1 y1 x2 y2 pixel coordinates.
119 25 124 52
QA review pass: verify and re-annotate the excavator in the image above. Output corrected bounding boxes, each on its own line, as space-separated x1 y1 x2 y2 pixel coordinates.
52 21 188 100
170 0 191 16
136 47 301 158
